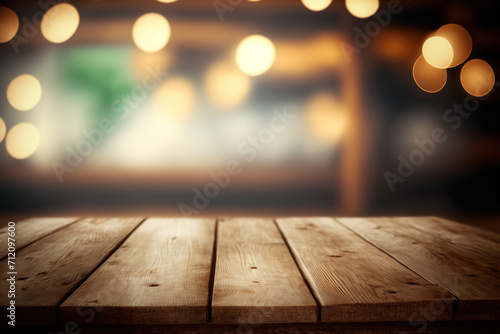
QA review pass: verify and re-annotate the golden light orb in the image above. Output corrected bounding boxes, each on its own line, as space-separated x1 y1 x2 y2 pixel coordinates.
346 0 379 19
422 36 454 69
6 123 40 160
7 74 42 111
132 13 171 53
301 0 333 12
413 56 447 93
236 35 276 76
41 3 80 43
461 59 495 97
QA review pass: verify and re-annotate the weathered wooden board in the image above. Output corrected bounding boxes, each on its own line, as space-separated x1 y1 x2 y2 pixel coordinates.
400 216 500 245
24 320 500 334
277 217 455 322
0 217 79 259
61 218 216 325
0 217 144 326
211 218 317 324
338 217 500 320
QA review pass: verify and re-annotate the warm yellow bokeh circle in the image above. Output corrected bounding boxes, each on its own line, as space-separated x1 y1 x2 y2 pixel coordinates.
236 35 276 76
41 3 80 43
132 13 171 53
205 61 252 110
306 92 348 143
346 0 379 19
6 123 40 160
460 59 495 97
413 56 447 93
302 0 333 12
435 24 472 68
422 36 454 69
7 74 42 111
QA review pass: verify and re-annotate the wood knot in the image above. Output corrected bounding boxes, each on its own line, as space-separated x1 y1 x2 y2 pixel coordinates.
405 281 420 285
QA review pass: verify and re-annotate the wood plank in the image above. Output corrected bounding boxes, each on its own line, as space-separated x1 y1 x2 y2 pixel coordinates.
211 218 317 324
16 321 500 334
338 217 500 320
0 217 144 326
403 216 500 244
0 217 79 259
277 217 455 322
61 218 216 325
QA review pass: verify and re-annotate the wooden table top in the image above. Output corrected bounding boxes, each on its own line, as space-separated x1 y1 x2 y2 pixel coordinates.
0 217 499 333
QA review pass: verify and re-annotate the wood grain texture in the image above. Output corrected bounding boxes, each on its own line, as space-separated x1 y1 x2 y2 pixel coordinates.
404 216 500 245
0 217 79 259
277 217 455 322
338 217 500 320
61 218 216 325
17 321 500 334
0 217 144 326
211 218 317 324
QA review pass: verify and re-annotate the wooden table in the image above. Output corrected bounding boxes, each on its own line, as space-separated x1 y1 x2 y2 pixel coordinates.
1 217 499 333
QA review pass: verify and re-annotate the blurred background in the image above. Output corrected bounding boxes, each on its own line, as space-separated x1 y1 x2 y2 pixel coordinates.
0 0 498 229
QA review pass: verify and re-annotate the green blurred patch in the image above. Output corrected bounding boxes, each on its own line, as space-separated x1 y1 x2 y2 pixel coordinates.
60 46 135 126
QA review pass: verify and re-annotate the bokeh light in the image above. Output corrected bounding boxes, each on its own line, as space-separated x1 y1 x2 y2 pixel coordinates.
0 117 6 143
7 74 43 111
41 3 80 44
435 24 472 68
271 33 345 77
236 35 276 76
301 0 333 12
6 123 40 160
205 61 252 110
422 36 454 69
413 56 447 93
345 0 380 18
460 59 495 97
306 92 348 143
132 13 171 53
153 76 197 120
0 6 19 43
132 49 173 82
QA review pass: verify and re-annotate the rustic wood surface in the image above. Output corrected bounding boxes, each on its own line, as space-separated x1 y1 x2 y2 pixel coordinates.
211 218 318 324
0 217 79 259
419 217 500 244
337 217 500 320
0 217 144 326
61 218 216 325
12 321 500 334
1 216 498 328
277 217 455 322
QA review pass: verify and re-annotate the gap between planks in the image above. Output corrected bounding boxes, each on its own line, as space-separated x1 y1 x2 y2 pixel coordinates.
0 217 146 326
336 217 462 301
210 218 318 324
337 217 500 321
0 217 82 261
276 217 456 322
206 219 219 323
55 217 148 321
61 218 216 325
274 218 322 323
